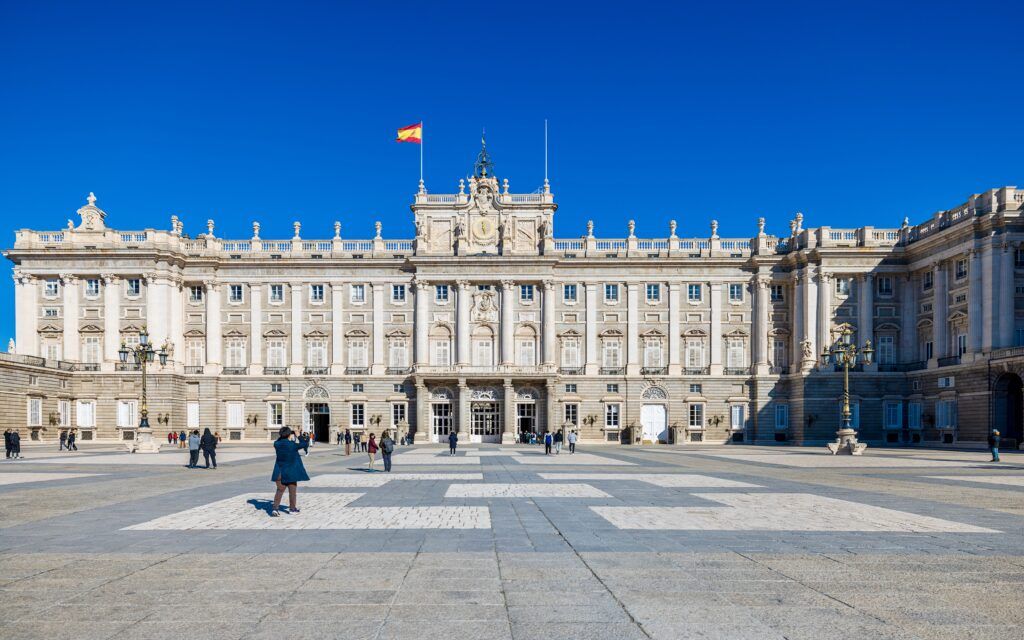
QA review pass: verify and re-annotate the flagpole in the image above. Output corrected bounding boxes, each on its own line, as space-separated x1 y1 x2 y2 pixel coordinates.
420 121 424 184
544 119 548 182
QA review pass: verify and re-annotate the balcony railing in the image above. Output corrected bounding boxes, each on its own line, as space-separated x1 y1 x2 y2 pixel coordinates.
559 367 585 376
223 366 248 375
386 367 412 375
263 367 288 376
304 367 329 376
115 362 141 372
346 367 369 375
184 366 204 374
684 367 709 375
640 366 668 376
992 346 1024 360
78 363 101 372
724 366 750 376
937 355 962 367
600 367 625 376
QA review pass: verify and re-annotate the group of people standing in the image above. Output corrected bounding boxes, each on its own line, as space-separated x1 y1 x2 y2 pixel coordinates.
543 429 577 455
169 430 221 448
58 429 79 451
3 429 22 459
183 428 218 469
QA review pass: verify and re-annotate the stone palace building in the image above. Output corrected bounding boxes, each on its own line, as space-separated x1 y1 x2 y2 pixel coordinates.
3 152 1023 448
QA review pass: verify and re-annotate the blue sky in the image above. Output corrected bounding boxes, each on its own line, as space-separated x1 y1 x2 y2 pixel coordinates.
1 1 1022 345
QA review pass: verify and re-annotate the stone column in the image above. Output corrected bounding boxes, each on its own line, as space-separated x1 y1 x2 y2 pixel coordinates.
754 276 770 374
13 273 38 357
414 279 429 366
415 381 429 442
981 243 996 352
170 278 184 371
585 283 598 375
502 378 515 444
668 282 681 375
457 378 469 435
999 242 1015 348
627 282 639 374
816 269 831 364
789 271 802 369
501 280 515 365
545 380 557 434
61 274 80 362
204 280 222 372
290 283 303 375
709 282 723 375
372 283 385 374
859 274 875 370
542 280 555 367
250 283 263 375
802 268 817 368
145 273 168 351
900 274 917 362
932 262 948 362
331 283 345 374
456 280 471 366
968 249 983 355
102 274 120 369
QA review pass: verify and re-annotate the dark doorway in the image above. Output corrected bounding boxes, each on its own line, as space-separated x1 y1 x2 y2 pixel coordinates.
307 403 331 443
993 373 1023 449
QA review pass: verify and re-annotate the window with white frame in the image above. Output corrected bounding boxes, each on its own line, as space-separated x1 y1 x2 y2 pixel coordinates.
772 338 787 369
186 339 205 367
689 383 702 393
185 401 199 429
266 339 286 368
517 336 536 366
729 283 744 302
473 335 493 367
392 284 406 303
604 283 619 302
42 339 62 362
116 400 138 428
936 398 957 429
877 335 895 365
127 278 141 297
835 278 851 296
685 338 705 369
884 401 902 429
226 402 243 429
770 284 784 302
956 333 967 356
310 284 324 303
726 337 746 369
955 258 968 280
607 383 619 393
306 338 327 368
563 284 577 303
44 279 59 298
391 402 407 427
269 284 284 302
877 276 893 296
389 337 409 368
435 284 449 303
352 383 364 393
226 338 247 368
561 337 580 368
604 403 620 428
564 403 579 427
43 307 60 318
688 403 705 428
348 338 368 368
924 340 934 361
565 383 577 393
82 336 101 364
58 399 70 427
643 338 663 368
603 338 622 367
351 403 365 427
646 283 661 302
430 327 452 366
76 400 95 428
350 284 366 304
775 403 789 429
687 283 702 302
85 278 100 298
229 284 243 303
520 284 535 303
908 401 922 429
189 285 204 303
267 402 284 427
730 404 745 430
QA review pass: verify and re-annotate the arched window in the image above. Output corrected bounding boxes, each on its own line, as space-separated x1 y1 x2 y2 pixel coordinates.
430 325 453 366
515 325 537 366
472 325 495 367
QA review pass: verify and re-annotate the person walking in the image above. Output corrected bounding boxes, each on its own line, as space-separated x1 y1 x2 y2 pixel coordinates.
215 431 222 443
59 430 67 451
344 429 352 456
568 430 577 454
544 431 553 455
554 429 563 454
167 431 173 445
989 429 1001 463
179 429 187 449
67 428 77 451
380 432 395 472
270 426 309 517
187 430 201 468
4 429 11 459
353 431 361 454
171 431 178 447
10 430 22 459
367 433 378 470
200 427 218 469
448 430 458 456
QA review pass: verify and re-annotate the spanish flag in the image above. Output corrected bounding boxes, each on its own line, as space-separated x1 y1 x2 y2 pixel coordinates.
396 122 423 144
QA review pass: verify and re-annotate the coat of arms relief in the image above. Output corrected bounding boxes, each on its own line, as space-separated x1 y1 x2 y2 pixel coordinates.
472 289 498 323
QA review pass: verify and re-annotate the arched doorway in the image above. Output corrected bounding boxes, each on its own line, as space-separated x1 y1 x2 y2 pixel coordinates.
303 385 331 443
993 373 1023 448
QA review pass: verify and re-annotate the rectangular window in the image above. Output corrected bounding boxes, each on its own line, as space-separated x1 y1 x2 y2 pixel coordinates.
687 284 702 302
688 404 705 428
606 384 619 393
1015 328 1024 347
116 400 138 428
186 401 200 429
925 341 934 361
76 400 95 428
229 284 243 303
689 383 702 394
82 336 101 364
44 280 59 297
306 339 327 368
563 284 577 302
350 284 366 304
189 285 204 303
565 383 577 393
226 338 247 368
186 340 205 367
564 403 579 427
604 284 619 302
267 402 283 427
269 284 283 302
270 383 283 393
127 279 141 297
266 340 286 368
730 404 745 430
348 339 368 368
604 403 620 428
351 403 365 427
310 284 324 303
43 340 62 361
884 401 902 429
392 284 406 303
43 307 60 318
435 284 449 303
520 284 535 302
603 340 621 367
957 333 968 356
685 339 704 369
877 276 893 296
85 279 100 297
729 283 743 302
391 403 407 427
835 278 850 296
908 402 922 429
477 284 492 291
352 383 364 393
955 259 968 280
561 338 580 367
431 339 451 366
226 402 243 429
389 338 409 368
923 271 933 291
473 339 492 367
775 404 789 429
646 283 661 302
772 339 787 368
58 399 70 427
877 335 895 365
726 338 745 369
770 284 784 302
517 338 536 366
643 341 663 367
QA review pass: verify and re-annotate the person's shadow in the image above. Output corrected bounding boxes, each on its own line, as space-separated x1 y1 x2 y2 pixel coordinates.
247 498 276 515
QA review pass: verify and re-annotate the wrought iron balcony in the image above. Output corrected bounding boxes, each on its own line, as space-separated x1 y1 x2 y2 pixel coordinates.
223 366 249 375
78 363 101 372
684 367 709 375
263 367 288 375
937 355 962 367
304 367 329 376
346 367 370 375
599 367 625 375
559 367 585 375
640 366 668 376
115 362 141 372
724 366 751 375
386 367 412 375
184 365 205 374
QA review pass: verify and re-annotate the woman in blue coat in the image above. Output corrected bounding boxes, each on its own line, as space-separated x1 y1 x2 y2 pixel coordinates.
270 426 309 517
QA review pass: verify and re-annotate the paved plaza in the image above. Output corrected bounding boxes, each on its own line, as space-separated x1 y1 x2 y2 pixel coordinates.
1 443 1023 639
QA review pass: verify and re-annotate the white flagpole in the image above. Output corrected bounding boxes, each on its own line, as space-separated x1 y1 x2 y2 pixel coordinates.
544 119 548 181
420 121 424 183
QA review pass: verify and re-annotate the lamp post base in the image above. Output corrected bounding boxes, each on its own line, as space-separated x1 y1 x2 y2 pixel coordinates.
125 428 162 454
827 428 867 455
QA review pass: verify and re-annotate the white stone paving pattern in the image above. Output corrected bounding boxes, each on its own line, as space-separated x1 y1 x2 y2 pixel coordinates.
592 493 999 532
308 473 483 487
511 452 634 466
0 472 102 486
923 475 1024 487
20 451 273 465
445 483 611 498
125 493 491 530
694 453 1004 468
390 456 482 465
538 473 762 488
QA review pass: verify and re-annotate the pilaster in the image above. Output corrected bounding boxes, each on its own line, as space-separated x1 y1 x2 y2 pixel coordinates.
61 274 80 362
626 282 639 375
372 282 385 374
250 283 263 376
709 282 722 375
204 280 222 373
668 282 681 375
102 274 120 371
456 280 471 366
542 280 555 366
585 283 598 375
331 283 345 374
290 282 303 376
501 279 515 365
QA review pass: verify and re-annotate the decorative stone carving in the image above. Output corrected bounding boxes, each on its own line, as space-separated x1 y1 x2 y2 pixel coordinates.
207 219 215 237
757 217 766 235
252 222 260 240
76 192 107 231
293 221 301 239
374 221 382 239
431 387 453 400
711 220 719 239
471 387 499 401
642 386 668 400
334 221 342 239
472 289 498 323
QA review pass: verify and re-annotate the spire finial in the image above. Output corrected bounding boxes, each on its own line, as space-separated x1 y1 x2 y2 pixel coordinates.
474 129 494 178
87 192 96 206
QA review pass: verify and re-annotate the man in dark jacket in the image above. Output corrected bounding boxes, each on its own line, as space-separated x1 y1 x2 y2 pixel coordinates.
4 429 12 458
448 430 458 456
380 432 395 472
298 431 310 456
200 428 218 469
59 430 67 451
67 429 77 451
544 431 553 455
989 430 1001 462
10 430 22 459
344 429 352 456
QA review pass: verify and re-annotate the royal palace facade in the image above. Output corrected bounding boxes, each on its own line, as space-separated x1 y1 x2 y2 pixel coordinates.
4 158 1024 448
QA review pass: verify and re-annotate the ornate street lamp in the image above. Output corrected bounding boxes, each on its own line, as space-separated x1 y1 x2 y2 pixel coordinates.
119 327 169 453
820 327 874 455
